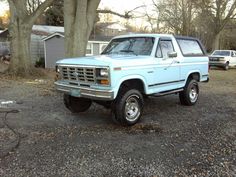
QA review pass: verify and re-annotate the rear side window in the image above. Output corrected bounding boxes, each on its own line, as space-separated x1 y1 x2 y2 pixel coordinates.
177 39 204 56
231 51 235 57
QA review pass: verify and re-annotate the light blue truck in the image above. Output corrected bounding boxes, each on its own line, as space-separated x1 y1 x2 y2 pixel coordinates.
55 34 209 126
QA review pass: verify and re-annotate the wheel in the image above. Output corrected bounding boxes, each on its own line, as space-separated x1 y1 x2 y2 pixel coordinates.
224 62 229 70
112 89 144 126
179 79 199 106
63 94 92 113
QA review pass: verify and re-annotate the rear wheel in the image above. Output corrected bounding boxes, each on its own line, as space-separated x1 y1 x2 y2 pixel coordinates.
179 79 199 106
63 94 92 113
112 89 144 126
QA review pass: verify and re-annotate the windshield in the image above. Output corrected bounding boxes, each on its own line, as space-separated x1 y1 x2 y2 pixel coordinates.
102 37 155 56
212 51 230 56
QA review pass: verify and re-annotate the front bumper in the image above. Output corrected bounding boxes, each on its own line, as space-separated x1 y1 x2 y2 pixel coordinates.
55 82 114 100
209 61 226 67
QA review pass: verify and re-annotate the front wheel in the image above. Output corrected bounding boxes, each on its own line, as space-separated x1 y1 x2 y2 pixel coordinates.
63 94 92 113
224 62 229 70
112 89 144 126
179 80 199 106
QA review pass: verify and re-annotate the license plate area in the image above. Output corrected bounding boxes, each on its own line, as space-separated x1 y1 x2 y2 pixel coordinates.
70 89 81 97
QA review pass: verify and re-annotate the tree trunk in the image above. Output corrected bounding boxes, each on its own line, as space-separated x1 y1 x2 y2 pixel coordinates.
64 0 101 58
7 0 54 75
9 23 33 74
212 32 221 51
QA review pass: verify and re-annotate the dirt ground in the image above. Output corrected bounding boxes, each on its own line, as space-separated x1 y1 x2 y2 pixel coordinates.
0 68 235 177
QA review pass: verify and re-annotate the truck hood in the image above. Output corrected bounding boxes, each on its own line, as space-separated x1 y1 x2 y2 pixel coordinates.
56 55 153 68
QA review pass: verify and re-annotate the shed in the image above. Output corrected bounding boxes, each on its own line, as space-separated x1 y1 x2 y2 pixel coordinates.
0 25 65 63
43 32 112 68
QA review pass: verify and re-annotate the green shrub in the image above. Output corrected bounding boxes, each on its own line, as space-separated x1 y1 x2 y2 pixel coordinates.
35 57 45 68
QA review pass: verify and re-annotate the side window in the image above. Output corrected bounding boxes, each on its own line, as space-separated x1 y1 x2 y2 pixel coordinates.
156 40 174 58
156 44 162 58
177 39 204 56
231 51 233 57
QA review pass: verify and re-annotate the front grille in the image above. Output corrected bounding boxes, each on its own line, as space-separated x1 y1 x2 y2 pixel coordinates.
209 57 224 61
210 58 218 61
61 66 96 83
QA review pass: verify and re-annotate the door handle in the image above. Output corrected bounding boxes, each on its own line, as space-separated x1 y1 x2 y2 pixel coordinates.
174 60 180 63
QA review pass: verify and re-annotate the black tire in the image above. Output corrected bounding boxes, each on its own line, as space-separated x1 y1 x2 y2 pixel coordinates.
63 94 92 113
224 62 229 70
112 89 144 126
179 79 199 106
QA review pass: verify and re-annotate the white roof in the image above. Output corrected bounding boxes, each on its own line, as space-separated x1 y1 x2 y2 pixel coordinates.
42 32 110 44
113 33 174 39
42 32 64 41
107 23 127 31
32 25 64 33
213 50 235 52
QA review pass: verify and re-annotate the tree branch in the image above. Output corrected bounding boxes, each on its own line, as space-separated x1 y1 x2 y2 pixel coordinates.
97 5 146 19
28 0 54 24
97 9 131 18
126 5 146 14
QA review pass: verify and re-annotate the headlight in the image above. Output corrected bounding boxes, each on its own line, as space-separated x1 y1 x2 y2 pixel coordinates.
100 68 109 77
219 58 225 61
55 65 61 81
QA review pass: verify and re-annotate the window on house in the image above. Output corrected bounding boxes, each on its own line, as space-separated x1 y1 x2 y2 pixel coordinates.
86 43 92 54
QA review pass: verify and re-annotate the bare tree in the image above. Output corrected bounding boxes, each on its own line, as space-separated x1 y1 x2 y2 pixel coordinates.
7 0 54 75
193 0 236 50
63 0 101 58
63 0 135 58
209 0 236 50
152 0 196 35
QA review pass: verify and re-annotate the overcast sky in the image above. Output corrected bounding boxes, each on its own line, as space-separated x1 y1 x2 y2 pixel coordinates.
99 0 151 12
0 0 154 22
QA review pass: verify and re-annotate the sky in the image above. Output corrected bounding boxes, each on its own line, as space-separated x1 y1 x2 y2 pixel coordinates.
99 0 149 12
0 1 8 16
98 0 154 28
0 0 154 24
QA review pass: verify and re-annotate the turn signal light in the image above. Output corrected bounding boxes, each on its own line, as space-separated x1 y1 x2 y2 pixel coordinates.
100 79 109 85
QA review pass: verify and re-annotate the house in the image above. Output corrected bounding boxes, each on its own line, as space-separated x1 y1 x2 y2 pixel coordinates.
43 32 112 68
0 25 64 62
95 22 128 36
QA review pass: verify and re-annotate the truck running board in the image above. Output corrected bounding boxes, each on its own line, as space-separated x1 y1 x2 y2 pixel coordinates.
150 88 184 97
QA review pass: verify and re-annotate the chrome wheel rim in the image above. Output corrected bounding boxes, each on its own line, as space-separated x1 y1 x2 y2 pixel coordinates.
125 95 140 121
189 85 198 103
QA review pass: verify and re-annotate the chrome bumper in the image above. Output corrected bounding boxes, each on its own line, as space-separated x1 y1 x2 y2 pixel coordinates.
55 82 114 100
209 61 226 67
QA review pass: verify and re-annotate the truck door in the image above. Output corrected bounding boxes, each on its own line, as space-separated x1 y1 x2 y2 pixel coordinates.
152 38 181 92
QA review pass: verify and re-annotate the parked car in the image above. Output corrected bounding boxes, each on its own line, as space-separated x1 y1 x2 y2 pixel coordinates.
55 34 209 126
209 50 236 70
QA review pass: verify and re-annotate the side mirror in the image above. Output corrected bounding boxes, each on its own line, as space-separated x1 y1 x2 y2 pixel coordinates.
168 51 177 58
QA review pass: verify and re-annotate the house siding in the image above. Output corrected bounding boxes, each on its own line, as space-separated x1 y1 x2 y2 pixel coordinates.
45 36 65 68
31 34 45 63
44 33 111 68
93 43 100 55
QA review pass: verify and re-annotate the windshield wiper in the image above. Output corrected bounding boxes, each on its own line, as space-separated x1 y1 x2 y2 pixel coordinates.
119 50 137 55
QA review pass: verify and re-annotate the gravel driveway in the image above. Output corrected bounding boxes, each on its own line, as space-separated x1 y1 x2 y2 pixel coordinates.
0 69 235 177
